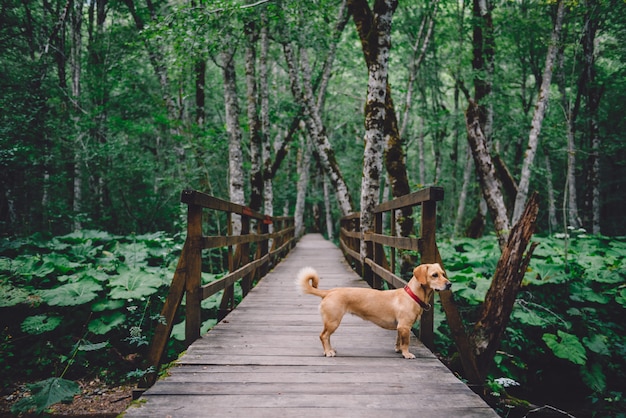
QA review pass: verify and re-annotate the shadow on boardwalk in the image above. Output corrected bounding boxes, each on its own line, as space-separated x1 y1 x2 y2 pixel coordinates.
125 234 498 418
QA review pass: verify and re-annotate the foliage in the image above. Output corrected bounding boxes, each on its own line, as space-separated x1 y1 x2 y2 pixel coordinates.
0 230 230 395
10 377 81 415
435 231 626 415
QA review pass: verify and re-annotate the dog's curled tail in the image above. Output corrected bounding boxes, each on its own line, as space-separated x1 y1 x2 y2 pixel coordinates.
297 267 328 298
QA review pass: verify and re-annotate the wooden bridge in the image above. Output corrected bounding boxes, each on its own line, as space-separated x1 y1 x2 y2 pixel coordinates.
125 234 497 417
124 189 499 417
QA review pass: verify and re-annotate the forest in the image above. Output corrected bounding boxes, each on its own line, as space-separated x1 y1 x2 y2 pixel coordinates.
1 0 625 416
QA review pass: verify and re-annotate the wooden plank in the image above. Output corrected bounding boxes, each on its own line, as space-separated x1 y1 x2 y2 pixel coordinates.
373 186 444 213
126 234 498 418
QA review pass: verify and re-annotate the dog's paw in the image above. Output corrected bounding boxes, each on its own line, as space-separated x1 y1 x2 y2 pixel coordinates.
394 346 401 353
402 352 416 359
324 350 336 357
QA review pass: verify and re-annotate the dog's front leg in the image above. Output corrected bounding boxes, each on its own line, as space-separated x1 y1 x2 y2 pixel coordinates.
395 326 415 359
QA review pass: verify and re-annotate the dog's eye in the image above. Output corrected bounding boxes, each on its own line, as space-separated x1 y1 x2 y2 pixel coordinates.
432 273 438 278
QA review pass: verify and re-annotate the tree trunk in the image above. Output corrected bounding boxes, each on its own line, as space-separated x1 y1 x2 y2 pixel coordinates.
295 131 311 238
543 149 558 233
470 193 539 378
466 100 510 248
222 46 245 234
356 0 397 258
283 43 353 216
581 0 603 234
472 0 495 144
323 175 334 239
512 0 565 224
244 19 263 213
70 0 83 231
454 149 473 237
260 12 273 217
398 1 438 140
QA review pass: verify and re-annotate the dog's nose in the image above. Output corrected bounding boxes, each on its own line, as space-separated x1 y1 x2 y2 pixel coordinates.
445 282 452 290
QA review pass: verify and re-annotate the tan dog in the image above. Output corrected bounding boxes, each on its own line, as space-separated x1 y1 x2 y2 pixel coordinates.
298 263 451 359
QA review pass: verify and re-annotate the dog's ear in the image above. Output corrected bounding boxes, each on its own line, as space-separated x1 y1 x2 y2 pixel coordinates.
413 264 428 284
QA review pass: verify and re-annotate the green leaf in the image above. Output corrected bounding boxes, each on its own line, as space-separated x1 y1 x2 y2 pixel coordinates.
542 331 587 365
569 283 610 304
39 279 102 306
580 362 606 393
10 377 80 414
0 281 31 307
615 288 626 308
21 315 62 335
583 334 610 356
171 318 217 341
108 266 163 300
91 298 125 312
511 306 550 327
78 341 109 351
88 312 126 335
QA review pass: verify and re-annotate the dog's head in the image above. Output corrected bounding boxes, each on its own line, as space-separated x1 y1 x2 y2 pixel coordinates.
413 263 451 291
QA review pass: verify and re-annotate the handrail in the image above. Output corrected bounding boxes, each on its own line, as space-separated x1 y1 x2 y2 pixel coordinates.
137 190 295 392
339 186 444 349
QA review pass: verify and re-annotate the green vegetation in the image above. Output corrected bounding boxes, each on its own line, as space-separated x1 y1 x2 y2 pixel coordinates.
435 230 626 415
2 229 624 415
0 230 234 414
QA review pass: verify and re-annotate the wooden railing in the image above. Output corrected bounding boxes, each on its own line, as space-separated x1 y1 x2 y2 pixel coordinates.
340 186 444 349
138 190 295 391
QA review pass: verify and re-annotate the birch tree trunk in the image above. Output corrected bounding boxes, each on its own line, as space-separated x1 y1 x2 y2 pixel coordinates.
558 44 582 229
244 19 263 213
260 12 273 218
356 0 397 258
512 0 565 224
283 43 353 216
222 46 245 235
295 131 311 238
323 175 334 239
466 100 510 248
70 0 83 231
349 0 411 251
398 1 438 140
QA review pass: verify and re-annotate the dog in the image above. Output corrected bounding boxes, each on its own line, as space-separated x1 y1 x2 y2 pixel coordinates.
297 263 451 359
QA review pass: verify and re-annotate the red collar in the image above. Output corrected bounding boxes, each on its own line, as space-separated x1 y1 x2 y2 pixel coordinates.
404 286 431 311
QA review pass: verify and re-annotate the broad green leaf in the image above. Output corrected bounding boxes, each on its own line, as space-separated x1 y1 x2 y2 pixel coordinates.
455 277 491 305
586 268 624 284
542 331 587 365
580 362 606 393
91 298 125 312
88 312 126 334
78 341 109 351
108 267 163 299
21 315 62 334
511 306 550 327
569 283 610 304
615 288 626 308
116 242 150 265
583 334 610 356
171 318 217 341
10 377 80 414
0 281 31 307
39 279 102 306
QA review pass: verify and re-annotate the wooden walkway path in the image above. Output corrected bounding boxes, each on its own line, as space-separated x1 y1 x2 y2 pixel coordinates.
125 234 498 417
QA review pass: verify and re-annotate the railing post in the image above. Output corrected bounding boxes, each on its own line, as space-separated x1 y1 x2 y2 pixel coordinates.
372 211 384 289
419 199 438 350
185 203 203 346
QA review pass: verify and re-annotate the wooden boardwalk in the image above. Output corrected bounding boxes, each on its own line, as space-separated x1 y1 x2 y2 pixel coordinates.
125 234 498 417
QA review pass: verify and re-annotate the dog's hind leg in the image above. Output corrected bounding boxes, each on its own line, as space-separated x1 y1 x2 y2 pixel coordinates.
320 321 339 357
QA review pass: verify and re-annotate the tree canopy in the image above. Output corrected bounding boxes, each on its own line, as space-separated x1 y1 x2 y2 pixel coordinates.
1 0 625 238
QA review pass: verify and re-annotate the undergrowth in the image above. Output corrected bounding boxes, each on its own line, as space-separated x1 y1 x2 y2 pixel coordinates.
1 229 625 416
